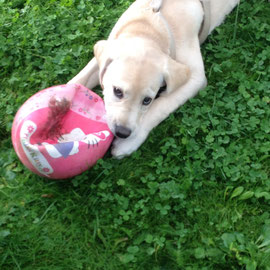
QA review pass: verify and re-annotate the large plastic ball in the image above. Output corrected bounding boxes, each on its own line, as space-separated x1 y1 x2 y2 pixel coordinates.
12 84 114 179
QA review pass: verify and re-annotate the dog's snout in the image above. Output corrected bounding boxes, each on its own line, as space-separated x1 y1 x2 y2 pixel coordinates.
115 125 131 139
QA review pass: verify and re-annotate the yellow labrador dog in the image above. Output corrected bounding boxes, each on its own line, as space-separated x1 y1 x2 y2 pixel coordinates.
68 0 239 158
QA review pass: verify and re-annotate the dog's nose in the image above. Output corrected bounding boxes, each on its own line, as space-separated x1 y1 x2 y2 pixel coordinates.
115 125 131 139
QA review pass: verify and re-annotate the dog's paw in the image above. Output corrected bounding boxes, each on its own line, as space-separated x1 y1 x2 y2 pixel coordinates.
111 133 147 159
111 138 137 159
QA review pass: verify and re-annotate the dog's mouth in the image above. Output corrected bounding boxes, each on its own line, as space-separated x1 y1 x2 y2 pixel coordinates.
155 81 167 99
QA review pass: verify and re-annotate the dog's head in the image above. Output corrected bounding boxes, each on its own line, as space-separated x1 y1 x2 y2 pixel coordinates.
94 39 189 139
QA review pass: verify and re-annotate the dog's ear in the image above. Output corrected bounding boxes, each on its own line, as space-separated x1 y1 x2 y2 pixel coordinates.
94 40 108 66
163 57 190 92
94 40 113 88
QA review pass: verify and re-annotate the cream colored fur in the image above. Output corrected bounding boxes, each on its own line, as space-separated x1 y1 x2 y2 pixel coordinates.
68 0 239 158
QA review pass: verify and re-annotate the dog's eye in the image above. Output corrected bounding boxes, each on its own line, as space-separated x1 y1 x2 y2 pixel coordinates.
142 97 152 106
113 87 123 99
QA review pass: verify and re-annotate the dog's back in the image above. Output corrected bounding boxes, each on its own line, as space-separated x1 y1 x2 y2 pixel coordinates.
149 0 240 42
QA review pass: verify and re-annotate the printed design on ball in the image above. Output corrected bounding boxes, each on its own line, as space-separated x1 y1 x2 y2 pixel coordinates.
20 121 111 177
20 120 54 177
42 128 111 159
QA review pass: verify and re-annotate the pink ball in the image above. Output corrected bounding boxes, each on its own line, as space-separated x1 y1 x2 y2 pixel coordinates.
12 84 114 179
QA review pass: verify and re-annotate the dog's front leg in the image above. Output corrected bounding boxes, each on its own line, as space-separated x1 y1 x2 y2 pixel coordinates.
111 131 149 159
68 57 99 89
141 75 206 130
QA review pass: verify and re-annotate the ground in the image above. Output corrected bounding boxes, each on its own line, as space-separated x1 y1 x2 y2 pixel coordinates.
0 0 270 269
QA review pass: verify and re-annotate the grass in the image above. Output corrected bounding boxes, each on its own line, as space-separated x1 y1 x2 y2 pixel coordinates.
0 0 270 269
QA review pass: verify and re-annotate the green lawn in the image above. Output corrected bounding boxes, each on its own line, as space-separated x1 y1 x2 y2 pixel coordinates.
0 0 270 269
